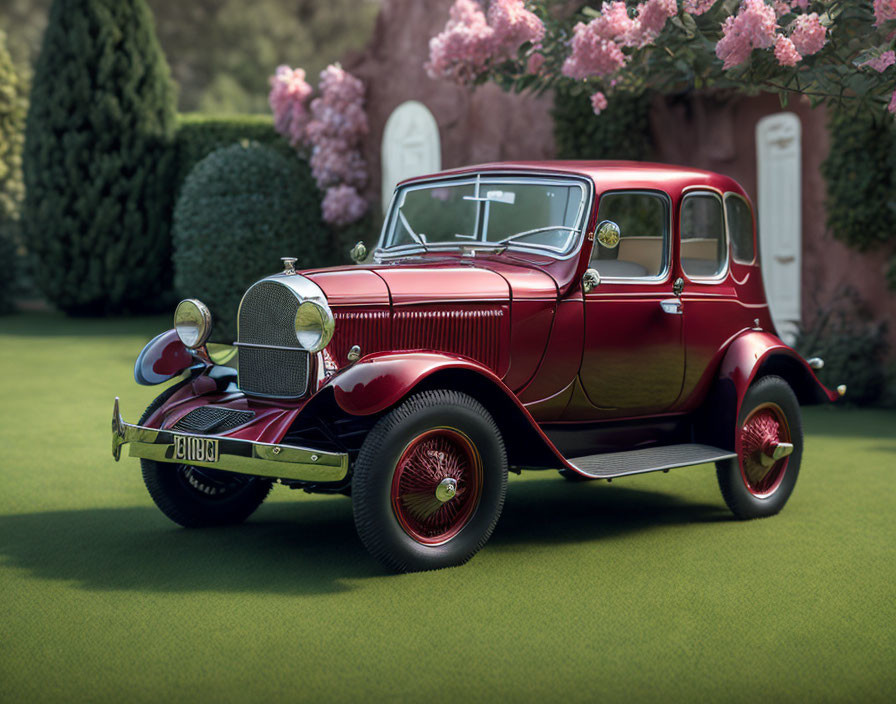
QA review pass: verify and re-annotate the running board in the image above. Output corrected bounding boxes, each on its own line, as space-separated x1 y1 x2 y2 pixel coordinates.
568 443 736 479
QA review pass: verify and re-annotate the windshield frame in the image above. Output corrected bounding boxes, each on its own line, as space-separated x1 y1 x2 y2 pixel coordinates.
376 172 593 261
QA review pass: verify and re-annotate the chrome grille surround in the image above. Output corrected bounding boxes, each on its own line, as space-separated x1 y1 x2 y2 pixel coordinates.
236 274 330 399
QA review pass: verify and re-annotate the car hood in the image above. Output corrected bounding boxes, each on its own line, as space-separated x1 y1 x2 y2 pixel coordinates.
304 258 557 307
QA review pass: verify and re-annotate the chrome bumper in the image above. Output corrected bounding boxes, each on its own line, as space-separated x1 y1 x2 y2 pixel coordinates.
111 398 349 483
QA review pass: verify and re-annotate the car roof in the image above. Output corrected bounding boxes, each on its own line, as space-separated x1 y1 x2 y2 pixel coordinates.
400 160 750 201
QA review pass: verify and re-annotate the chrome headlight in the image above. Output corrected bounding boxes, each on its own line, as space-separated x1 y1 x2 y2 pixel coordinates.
174 298 212 349
294 300 335 352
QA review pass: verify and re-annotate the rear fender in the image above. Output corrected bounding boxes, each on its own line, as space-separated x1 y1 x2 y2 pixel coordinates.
326 352 571 469
697 331 840 451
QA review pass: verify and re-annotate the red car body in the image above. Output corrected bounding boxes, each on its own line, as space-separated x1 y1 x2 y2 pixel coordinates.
114 161 840 571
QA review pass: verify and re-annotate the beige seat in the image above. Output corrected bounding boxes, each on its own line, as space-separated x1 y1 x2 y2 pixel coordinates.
681 238 723 277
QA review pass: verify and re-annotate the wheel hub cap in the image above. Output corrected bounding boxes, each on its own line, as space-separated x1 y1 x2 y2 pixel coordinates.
435 477 458 503
740 403 792 497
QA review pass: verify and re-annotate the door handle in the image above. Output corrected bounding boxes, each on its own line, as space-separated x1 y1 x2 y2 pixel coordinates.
660 299 682 315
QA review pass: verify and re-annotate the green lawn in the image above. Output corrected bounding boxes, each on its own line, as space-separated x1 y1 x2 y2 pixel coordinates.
1 312 893 703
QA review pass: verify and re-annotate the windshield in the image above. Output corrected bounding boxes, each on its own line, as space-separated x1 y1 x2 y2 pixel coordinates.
381 176 588 258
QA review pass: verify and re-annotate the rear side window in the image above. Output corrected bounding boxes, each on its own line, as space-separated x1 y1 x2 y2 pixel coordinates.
591 191 669 278
680 192 726 279
725 194 755 263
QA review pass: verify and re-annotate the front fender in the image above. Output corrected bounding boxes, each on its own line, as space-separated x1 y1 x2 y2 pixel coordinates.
325 351 573 470
134 330 194 385
327 352 509 416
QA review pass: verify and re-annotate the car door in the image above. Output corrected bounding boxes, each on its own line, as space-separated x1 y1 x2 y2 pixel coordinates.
579 190 685 417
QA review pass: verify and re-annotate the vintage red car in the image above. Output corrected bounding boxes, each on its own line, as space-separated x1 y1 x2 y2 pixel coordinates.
112 160 843 572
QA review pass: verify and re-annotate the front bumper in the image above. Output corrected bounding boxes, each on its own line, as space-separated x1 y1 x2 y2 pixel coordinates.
111 398 349 483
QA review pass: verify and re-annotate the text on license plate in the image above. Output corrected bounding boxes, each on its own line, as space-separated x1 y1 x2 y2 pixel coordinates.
173 435 219 463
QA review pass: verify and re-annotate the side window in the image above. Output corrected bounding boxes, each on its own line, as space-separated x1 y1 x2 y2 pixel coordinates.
591 192 668 279
725 194 755 263
680 192 726 279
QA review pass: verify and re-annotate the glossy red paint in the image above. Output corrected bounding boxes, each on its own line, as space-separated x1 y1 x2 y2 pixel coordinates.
326 350 574 468
305 268 390 306
138 160 838 477
134 330 193 386
716 330 836 449
518 298 583 408
142 373 309 446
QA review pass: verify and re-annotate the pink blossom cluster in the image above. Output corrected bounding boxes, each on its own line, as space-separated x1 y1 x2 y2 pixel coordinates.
774 35 801 66
561 0 676 80
790 13 826 56
269 64 369 226
269 66 312 147
322 184 368 227
862 50 896 72
426 0 545 84
773 0 809 16
488 0 546 59
590 91 609 115
874 0 896 27
683 0 717 15
307 65 369 225
715 0 777 69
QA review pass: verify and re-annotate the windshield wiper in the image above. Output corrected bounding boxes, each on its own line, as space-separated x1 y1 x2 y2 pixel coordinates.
398 210 428 252
497 225 578 245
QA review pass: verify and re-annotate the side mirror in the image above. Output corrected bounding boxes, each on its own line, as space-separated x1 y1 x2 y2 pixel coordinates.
582 268 601 293
595 220 621 249
350 241 367 263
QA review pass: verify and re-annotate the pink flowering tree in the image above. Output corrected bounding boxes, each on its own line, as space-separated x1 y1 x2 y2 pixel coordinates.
269 63 369 227
427 1 896 116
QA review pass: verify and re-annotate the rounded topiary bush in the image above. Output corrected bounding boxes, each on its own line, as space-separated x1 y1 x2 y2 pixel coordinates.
173 142 329 343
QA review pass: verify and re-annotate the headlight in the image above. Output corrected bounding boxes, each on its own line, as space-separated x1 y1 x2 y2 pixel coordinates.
294 300 335 352
174 299 212 349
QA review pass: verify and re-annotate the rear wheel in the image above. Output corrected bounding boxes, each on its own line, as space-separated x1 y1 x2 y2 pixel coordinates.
139 380 272 528
352 390 507 573
716 375 803 519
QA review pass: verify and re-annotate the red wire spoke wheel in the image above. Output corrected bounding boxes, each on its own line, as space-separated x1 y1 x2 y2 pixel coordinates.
352 389 507 572
390 428 483 545
739 402 791 498
715 375 803 520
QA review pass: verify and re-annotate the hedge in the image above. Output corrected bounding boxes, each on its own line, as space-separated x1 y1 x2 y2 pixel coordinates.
172 142 330 343
174 113 294 197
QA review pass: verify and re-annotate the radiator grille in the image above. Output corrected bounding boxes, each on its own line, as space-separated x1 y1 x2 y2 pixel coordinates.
237 281 309 398
173 407 255 434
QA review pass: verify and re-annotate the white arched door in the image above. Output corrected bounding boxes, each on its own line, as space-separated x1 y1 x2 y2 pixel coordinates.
381 101 441 214
756 112 802 344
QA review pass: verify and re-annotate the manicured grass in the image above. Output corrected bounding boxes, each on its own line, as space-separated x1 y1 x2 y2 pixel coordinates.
1 312 893 703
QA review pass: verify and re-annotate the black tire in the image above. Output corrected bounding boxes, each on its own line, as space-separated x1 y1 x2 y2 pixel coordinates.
139 379 272 528
352 389 508 573
716 375 803 520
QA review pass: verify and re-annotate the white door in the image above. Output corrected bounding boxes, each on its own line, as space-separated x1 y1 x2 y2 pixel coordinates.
381 101 441 214
756 112 802 344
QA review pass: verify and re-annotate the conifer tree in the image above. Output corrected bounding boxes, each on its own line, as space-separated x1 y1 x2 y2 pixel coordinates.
23 0 176 313
0 29 26 313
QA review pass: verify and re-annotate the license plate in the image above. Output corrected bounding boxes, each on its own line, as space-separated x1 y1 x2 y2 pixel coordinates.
173 435 219 463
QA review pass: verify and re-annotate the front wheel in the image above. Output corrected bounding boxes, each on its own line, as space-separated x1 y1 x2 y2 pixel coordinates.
352 390 508 573
716 375 803 519
139 380 272 528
